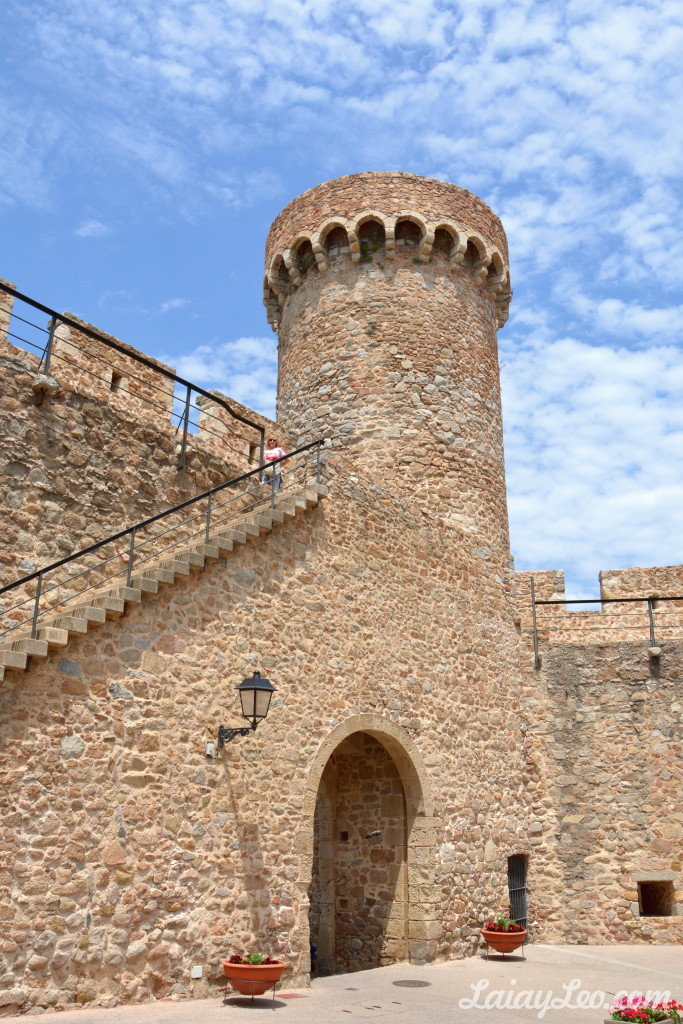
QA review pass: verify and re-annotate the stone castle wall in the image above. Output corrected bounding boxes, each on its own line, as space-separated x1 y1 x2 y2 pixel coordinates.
0 302 277 610
0 463 536 1013
515 569 683 944
0 169 681 1017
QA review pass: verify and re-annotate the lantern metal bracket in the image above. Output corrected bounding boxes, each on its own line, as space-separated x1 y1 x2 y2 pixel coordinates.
217 722 258 748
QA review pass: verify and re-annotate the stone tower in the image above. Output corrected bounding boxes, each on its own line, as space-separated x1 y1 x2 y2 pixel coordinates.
264 171 512 555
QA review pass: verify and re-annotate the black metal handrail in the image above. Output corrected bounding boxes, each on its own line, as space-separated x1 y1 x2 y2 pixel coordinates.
0 281 266 465
530 577 683 667
0 441 325 642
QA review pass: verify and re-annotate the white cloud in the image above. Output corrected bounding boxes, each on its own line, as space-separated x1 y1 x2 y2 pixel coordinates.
74 218 112 238
158 297 187 314
501 327 683 595
172 336 279 419
3 0 683 592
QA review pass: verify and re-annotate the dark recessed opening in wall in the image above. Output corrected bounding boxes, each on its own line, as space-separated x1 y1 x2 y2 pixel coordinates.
249 443 260 464
395 219 422 249
295 239 316 274
461 240 482 270
432 228 454 258
508 854 528 933
339 831 349 842
325 226 349 257
638 881 675 917
110 372 124 392
358 220 385 262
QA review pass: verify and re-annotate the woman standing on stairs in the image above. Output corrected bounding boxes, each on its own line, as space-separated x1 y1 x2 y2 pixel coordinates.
262 436 287 493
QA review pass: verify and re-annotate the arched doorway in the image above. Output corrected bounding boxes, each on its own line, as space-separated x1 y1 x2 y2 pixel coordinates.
303 716 438 976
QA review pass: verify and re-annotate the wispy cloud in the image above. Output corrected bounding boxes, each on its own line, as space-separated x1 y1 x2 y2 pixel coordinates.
501 326 683 594
75 218 112 238
172 336 278 418
99 289 189 316
2 0 682 590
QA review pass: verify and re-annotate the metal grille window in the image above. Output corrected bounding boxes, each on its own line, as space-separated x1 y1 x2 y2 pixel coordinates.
507 854 528 933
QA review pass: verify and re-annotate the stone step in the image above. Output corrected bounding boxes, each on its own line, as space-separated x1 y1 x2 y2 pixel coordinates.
0 475 328 677
105 586 142 603
181 550 206 569
308 483 329 497
191 543 220 560
300 489 321 507
157 559 191 576
0 637 49 658
67 605 107 625
207 534 234 554
43 615 90 633
280 495 307 514
138 568 175 585
90 595 126 616
37 627 70 647
236 521 260 538
0 649 28 671
240 513 274 532
130 576 159 594
212 529 247 547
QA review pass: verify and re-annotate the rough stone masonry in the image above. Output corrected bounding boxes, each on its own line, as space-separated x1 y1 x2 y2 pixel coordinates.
0 172 680 1017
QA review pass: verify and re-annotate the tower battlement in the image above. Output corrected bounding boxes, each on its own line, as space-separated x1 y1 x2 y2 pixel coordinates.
263 171 511 331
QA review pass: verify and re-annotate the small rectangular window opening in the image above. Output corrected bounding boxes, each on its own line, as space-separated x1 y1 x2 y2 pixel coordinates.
339 831 349 843
638 881 675 917
249 442 260 464
110 372 124 393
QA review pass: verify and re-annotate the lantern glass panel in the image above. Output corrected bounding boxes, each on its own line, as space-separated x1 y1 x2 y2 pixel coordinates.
239 686 256 720
254 688 273 720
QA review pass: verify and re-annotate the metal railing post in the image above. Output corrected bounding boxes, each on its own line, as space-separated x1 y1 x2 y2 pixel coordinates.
31 572 43 639
205 491 212 543
259 430 265 467
271 466 276 509
178 386 192 467
316 441 322 483
531 577 541 668
126 528 136 587
647 598 656 648
42 318 57 375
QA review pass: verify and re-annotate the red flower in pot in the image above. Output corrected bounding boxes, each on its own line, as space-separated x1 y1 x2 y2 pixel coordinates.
480 915 527 955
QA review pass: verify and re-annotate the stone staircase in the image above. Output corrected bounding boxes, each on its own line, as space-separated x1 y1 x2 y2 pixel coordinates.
0 483 328 682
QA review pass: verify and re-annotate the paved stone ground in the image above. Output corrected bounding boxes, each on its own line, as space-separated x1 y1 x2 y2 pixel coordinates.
5 946 682 1024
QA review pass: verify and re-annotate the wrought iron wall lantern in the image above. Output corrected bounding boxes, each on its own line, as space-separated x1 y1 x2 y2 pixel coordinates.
215 671 276 749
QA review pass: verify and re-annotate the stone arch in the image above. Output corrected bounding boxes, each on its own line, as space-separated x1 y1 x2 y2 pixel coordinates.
394 211 434 262
267 254 290 296
352 211 389 263
318 219 351 265
262 277 282 331
431 222 459 265
486 250 505 297
291 234 319 278
300 715 439 977
303 715 434 821
463 234 490 280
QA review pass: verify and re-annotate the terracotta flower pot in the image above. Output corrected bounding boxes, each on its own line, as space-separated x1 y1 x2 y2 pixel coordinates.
480 927 527 954
222 960 287 996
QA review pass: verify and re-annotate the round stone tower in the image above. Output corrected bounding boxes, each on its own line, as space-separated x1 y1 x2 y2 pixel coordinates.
264 171 512 555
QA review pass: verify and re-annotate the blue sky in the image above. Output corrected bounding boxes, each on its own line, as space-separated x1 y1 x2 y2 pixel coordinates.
2 0 682 596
